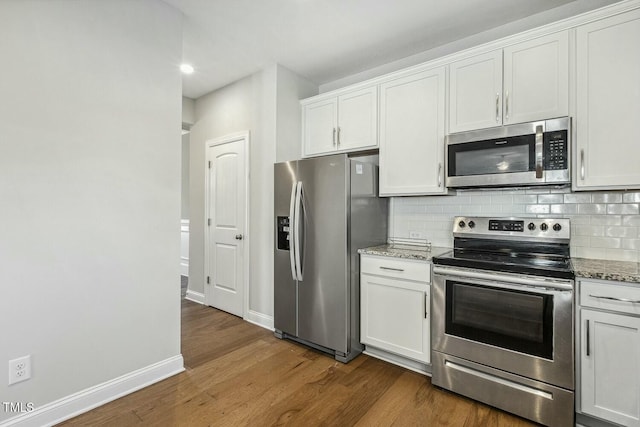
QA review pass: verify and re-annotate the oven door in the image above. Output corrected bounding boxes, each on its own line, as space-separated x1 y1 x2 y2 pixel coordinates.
432 265 574 390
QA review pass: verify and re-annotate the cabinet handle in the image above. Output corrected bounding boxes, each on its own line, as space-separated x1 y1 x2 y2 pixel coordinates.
438 163 442 187
379 266 404 272
495 93 500 123
586 319 590 357
505 91 509 121
424 292 428 319
580 149 585 180
337 126 341 146
589 294 640 304
332 128 336 146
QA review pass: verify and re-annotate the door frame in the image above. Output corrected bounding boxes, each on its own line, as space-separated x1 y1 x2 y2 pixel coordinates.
204 131 251 318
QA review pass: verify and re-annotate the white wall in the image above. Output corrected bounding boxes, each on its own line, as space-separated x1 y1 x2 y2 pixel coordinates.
181 133 190 219
0 0 182 423
320 0 620 92
276 66 318 162
189 64 317 327
182 96 196 127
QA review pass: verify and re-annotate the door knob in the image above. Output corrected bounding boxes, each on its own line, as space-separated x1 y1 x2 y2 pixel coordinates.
235 234 243 240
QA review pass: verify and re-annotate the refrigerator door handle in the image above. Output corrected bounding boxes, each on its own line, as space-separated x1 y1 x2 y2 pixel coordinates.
294 182 304 281
288 182 297 281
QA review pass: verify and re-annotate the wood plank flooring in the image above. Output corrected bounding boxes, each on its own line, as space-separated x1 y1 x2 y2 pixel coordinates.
59 298 537 426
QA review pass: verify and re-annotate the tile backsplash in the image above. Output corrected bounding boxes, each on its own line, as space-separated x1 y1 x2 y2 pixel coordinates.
390 188 640 262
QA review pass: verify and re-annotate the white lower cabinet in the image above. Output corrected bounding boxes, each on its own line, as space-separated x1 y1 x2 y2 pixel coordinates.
578 279 640 426
360 255 431 369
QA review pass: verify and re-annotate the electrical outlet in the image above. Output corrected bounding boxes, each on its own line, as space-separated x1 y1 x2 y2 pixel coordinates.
409 231 424 239
8 355 31 385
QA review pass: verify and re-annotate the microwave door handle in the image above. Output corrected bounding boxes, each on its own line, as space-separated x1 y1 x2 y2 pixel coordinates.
288 182 297 281
535 124 544 179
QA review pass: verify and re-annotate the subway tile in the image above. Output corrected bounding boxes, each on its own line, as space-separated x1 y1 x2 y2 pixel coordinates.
605 226 637 238
505 204 525 214
623 192 640 203
563 193 592 203
525 188 551 194
571 236 590 247
590 215 622 226
538 194 564 204
549 188 570 194
568 215 590 225
513 195 538 204
622 239 640 250
622 215 640 227
425 205 444 214
469 195 492 205
574 225 604 237
526 204 550 214
550 204 577 214
607 204 640 215
604 249 638 262
574 247 606 260
442 205 461 214
592 193 623 203
491 195 514 204
577 203 606 215
590 237 621 249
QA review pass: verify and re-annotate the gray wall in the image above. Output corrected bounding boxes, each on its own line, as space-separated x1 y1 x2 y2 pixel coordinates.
0 0 182 420
181 133 190 219
188 64 316 326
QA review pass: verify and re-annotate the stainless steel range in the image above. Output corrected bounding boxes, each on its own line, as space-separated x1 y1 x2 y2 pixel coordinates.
432 216 574 427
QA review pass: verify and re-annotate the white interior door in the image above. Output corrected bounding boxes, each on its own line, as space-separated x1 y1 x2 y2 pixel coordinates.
205 134 248 317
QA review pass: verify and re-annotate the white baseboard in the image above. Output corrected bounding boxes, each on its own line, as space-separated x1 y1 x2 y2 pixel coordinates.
244 310 274 331
0 355 184 427
364 346 430 376
185 290 205 305
180 260 189 277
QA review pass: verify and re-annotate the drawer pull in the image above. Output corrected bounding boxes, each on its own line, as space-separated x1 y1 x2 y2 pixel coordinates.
589 294 640 304
379 266 404 272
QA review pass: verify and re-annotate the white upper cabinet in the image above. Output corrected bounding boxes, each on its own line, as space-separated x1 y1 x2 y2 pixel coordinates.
574 9 640 190
379 67 446 196
503 32 569 125
449 50 503 133
302 86 377 157
449 31 569 133
302 97 337 157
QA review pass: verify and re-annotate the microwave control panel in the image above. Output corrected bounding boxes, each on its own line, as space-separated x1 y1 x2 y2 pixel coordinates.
544 130 568 170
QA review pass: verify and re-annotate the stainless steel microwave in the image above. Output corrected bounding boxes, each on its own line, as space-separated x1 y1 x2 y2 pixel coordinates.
445 117 570 188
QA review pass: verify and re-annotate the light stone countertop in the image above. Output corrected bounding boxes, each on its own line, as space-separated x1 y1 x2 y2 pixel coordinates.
572 257 640 284
358 244 452 262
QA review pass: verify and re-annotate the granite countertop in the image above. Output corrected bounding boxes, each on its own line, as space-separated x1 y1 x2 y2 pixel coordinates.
358 244 451 262
572 257 640 284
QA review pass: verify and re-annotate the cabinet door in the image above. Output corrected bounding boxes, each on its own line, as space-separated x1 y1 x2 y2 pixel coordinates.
337 86 378 152
449 50 503 133
379 67 446 196
581 309 640 426
503 32 568 125
302 98 337 157
361 274 430 363
575 10 640 190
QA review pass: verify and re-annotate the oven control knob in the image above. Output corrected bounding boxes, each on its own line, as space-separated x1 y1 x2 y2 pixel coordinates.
468 220 475 228
458 220 466 228
540 223 549 231
553 223 562 232
528 222 536 231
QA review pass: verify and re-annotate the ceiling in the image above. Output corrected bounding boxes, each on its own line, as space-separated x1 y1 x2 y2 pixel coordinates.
165 0 619 99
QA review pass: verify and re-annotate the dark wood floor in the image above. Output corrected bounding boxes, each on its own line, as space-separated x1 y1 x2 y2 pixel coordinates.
60 298 537 426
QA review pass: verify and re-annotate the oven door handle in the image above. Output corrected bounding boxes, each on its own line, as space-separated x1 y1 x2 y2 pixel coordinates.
432 266 573 291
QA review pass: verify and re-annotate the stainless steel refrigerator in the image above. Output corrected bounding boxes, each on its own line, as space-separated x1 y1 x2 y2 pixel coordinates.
274 153 388 362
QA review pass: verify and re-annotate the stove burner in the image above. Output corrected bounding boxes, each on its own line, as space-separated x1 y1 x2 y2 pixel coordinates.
433 216 574 280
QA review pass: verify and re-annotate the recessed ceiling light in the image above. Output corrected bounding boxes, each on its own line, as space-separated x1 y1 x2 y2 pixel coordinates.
180 64 194 74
